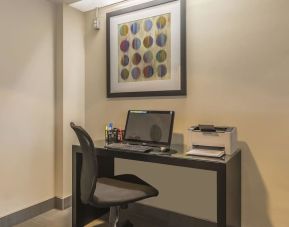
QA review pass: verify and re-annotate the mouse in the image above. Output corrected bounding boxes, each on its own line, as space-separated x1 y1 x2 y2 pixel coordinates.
160 147 169 152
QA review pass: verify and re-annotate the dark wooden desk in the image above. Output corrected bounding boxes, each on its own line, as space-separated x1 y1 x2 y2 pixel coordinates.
72 141 241 227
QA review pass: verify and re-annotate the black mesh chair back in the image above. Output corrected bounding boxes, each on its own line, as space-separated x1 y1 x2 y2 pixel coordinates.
70 122 98 204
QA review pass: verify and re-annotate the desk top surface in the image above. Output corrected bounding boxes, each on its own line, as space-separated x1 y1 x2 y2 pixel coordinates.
73 140 241 169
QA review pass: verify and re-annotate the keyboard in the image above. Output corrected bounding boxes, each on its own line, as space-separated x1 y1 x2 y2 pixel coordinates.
105 143 153 153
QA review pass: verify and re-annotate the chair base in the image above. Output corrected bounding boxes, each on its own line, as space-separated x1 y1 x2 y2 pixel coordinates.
108 206 134 227
109 206 119 227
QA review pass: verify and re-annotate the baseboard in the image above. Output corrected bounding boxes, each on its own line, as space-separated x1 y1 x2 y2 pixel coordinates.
55 196 72 210
0 196 72 227
0 198 55 227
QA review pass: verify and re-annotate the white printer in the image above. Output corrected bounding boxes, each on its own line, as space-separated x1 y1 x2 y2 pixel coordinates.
187 125 238 157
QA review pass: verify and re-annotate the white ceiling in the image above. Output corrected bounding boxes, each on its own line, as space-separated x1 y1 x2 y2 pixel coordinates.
70 0 128 12
48 0 78 3
73 0 157 12
48 0 132 12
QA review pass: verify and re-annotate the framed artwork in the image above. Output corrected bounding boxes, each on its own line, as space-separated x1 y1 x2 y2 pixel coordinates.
106 0 186 98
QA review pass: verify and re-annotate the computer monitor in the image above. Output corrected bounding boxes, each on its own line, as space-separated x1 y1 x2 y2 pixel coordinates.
124 110 175 147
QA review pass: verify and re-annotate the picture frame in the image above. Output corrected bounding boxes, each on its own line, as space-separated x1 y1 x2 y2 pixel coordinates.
106 0 186 98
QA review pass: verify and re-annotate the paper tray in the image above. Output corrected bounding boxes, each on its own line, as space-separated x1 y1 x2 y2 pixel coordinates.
186 148 225 158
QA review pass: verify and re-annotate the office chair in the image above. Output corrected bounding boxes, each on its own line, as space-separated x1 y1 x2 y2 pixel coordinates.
70 122 159 227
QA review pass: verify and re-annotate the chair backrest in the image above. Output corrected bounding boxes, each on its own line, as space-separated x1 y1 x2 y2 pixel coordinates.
70 122 98 204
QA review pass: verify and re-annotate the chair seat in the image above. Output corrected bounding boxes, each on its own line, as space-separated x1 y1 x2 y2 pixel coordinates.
91 174 159 208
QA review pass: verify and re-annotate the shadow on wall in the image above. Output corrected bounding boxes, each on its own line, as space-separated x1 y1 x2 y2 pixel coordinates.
239 142 273 227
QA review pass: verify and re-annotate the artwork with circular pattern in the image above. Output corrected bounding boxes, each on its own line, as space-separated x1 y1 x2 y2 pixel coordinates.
131 22 140 34
132 38 141 50
121 69 129 80
132 53 142 65
143 36 154 48
143 51 153 63
143 66 154 78
119 25 129 36
121 55 129 66
157 64 167 77
118 13 171 82
144 19 153 32
131 67 141 80
120 40 130 52
156 50 167 63
156 16 167 29
156 33 167 47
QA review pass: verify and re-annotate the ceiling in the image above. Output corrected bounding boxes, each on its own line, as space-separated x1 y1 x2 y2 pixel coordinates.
70 0 129 12
48 0 78 3
48 0 130 12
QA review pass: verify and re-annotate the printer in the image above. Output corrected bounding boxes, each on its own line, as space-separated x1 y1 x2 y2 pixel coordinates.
187 125 238 156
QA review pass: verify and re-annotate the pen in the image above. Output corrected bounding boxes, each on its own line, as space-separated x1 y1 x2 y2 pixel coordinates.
105 125 108 142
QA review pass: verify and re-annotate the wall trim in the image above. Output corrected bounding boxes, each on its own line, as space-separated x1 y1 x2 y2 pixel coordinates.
0 198 55 227
0 196 72 227
55 196 72 210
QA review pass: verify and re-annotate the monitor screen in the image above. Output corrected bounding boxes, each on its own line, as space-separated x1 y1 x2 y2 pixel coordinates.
124 110 174 146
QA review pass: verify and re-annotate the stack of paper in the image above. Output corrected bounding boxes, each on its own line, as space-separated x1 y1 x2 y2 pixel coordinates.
186 148 225 158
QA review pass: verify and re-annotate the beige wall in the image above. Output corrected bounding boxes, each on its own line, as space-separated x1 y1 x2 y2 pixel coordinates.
55 3 85 199
85 0 289 226
0 0 56 217
0 0 85 216
62 4 86 197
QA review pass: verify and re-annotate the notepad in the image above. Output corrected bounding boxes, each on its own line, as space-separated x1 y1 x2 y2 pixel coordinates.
186 148 225 158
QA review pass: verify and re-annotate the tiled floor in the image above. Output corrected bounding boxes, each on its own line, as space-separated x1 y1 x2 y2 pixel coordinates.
14 207 162 227
13 207 206 227
14 208 106 227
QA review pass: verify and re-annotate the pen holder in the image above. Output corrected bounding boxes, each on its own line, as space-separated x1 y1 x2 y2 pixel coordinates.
105 128 121 143
118 129 125 142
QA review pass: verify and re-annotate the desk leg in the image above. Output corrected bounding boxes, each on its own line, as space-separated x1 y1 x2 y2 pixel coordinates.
72 151 114 227
217 166 226 227
217 152 241 227
226 152 241 227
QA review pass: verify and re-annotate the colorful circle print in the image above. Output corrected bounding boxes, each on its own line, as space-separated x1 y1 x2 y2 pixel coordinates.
143 51 153 63
156 16 167 29
131 67 141 80
156 50 167 63
131 22 140 34
143 66 154 78
156 33 167 47
157 64 167 77
132 53 141 65
143 36 154 48
121 55 129 67
119 25 129 36
144 19 153 32
132 38 141 50
121 69 129 80
120 40 130 52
